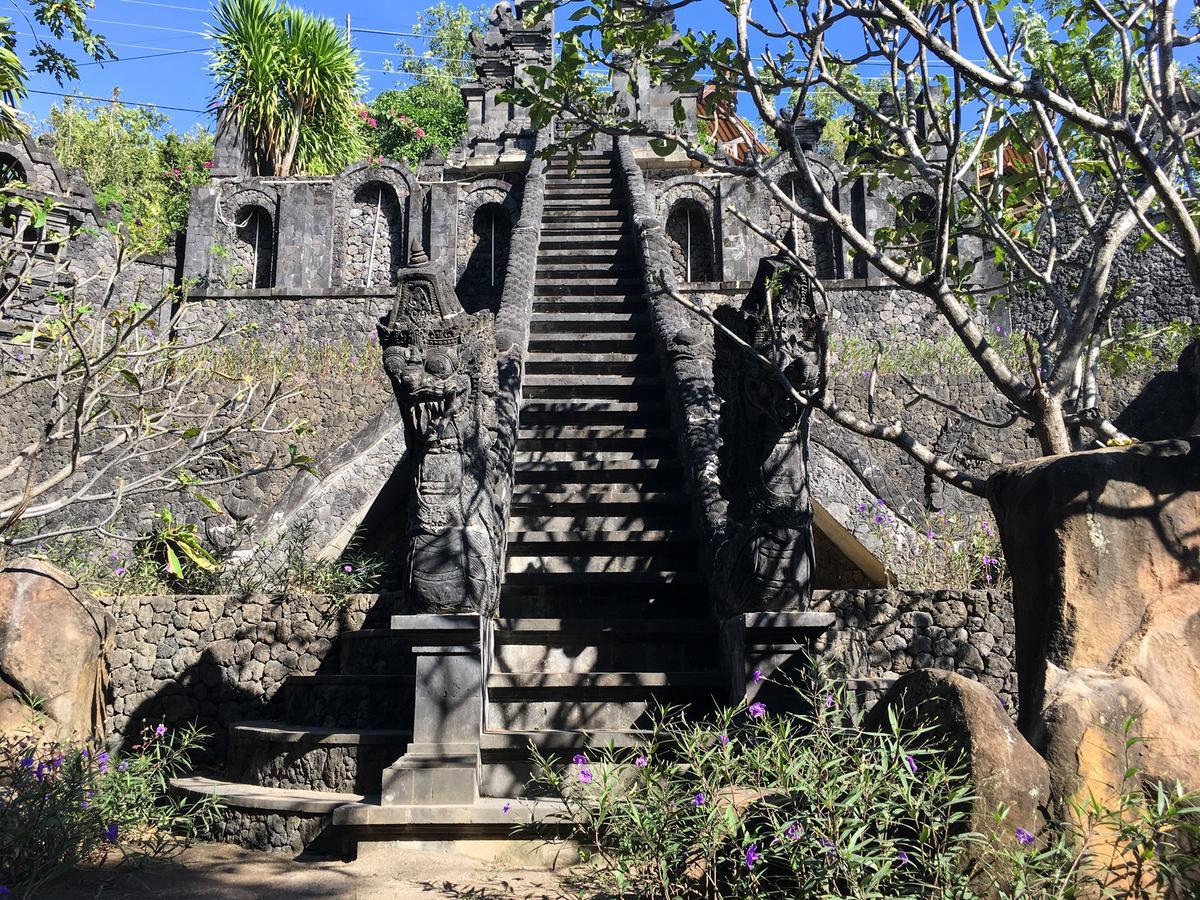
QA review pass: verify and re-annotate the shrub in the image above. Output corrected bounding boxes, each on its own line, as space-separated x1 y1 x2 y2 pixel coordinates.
0 722 220 897
531 686 979 898
531 687 1200 899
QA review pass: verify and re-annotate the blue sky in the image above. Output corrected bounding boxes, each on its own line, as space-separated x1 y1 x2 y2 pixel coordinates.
9 0 457 133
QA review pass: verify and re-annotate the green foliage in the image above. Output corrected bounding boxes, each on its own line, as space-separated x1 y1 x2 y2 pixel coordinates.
45 98 214 253
367 82 467 163
363 4 483 164
989 720 1200 898
532 684 980 898
209 0 367 176
142 507 219 584
0 722 220 898
1100 321 1200 378
533 688 1200 898
855 503 1007 591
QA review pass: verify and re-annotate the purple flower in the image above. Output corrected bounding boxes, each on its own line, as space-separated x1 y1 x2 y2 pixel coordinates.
719 733 729 747
502 802 511 813
748 702 767 718
691 792 706 806
19 756 33 769
820 837 835 857
343 564 353 574
897 850 911 864
35 762 46 782
904 754 918 775
824 694 835 709
114 567 126 577
154 724 167 737
578 767 593 785
118 760 128 772
109 549 120 559
80 798 89 809
785 821 802 841
1016 827 1035 847
634 755 648 768
856 501 867 513
0 885 9 895
753 669 763 684
926 529 937 539
572 753 587 765
103 822 118 843
744 843 761 868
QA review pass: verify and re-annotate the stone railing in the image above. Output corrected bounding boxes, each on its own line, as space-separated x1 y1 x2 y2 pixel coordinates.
615 135 727 573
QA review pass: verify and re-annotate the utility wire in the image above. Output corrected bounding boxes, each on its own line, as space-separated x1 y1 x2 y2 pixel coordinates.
27 88 208 113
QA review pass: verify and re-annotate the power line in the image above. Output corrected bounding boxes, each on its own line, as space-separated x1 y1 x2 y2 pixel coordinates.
27 88 208 114
116 0 209 12
78 46 206 66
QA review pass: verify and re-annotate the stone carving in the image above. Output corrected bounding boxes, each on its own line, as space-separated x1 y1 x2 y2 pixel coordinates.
714 249 829 613
378 245 502 614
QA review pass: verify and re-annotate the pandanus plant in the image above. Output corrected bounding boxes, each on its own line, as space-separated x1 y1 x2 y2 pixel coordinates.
208 0 366 176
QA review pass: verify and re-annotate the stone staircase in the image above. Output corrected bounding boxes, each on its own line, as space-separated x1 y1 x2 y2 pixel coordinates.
480 147 726 796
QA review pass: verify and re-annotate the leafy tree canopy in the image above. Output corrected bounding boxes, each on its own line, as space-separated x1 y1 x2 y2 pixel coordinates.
44 98 213 253
363 3 485 164
209 0 366 176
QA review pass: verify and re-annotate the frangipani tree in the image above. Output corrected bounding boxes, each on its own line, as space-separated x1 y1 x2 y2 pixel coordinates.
510 0 1200 494
209 0 367 176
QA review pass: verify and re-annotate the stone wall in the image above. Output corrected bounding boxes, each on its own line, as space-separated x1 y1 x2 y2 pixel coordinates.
813 588 1018 711
100 592 386 763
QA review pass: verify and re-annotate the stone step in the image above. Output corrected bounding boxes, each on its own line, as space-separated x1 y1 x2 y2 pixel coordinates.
527 333 652 354
518 400 668 425
226 721 412 795
331 797 569 831
541 208 626 222
533 297 645 314
534 279 644 294
528 312 651 331
172 775 364 815
508 513 690 532
498 579 699 618
543 197 626 209
524 354 659 377
522 378 663 402
503 570 702 589
478 729 648 799
536 262 641 276
509 488 690 511
538 232 631 248
537 246 635 260
514 450 676 466
542 183 619 194
513 458 681 482
515 437 673 454
505 533 694 555
486 672 724 731
517 425 670 442
505 554 695 574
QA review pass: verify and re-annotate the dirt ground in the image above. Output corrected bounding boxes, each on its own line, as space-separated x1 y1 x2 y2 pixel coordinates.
47 841 580 899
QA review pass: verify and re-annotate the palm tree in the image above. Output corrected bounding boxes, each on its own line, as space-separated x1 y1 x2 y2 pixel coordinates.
0 18 28 140
209 0 366 176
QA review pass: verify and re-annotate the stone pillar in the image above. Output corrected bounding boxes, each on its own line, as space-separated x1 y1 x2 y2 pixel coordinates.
381 614 482 806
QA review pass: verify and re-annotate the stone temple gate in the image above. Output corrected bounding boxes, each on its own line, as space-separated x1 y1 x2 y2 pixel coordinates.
26 0 1179 851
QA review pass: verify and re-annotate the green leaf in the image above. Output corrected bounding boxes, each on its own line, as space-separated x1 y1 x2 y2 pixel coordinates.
165 544 183 578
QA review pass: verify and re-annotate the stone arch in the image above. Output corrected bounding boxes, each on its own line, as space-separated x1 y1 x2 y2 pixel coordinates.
232 205 275 289
665 198 716 283
456 178 520 312
0 152 27 187
333 161 416 287
774 172 840 281
218 186 280 290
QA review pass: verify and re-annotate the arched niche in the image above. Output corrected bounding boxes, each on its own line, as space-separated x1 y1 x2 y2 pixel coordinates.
457 201 512 311
345 181 406 287
232 204 275 289
0 152 27 187
776 173 840 281
333 162 416 287
455 178 520 312
665 197 716 283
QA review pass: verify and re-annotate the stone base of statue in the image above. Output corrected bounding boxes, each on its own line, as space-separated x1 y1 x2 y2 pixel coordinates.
381 615 481 806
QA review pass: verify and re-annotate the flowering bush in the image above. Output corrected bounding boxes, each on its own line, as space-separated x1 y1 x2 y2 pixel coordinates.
531 685 979 898
0 723 220 897
856 501 1007 591
531 686 1200 898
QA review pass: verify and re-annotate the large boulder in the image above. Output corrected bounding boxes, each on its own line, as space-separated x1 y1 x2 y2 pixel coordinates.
864 668 1050 842
988 438 1200 805
0 558 114 741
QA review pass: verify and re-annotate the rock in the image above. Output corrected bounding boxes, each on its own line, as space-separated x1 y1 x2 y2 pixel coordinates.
989 438 1200 802
0 558 115 741
863 669 1049 843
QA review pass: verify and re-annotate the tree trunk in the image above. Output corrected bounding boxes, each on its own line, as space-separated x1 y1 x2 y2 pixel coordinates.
1032 390 1072 456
